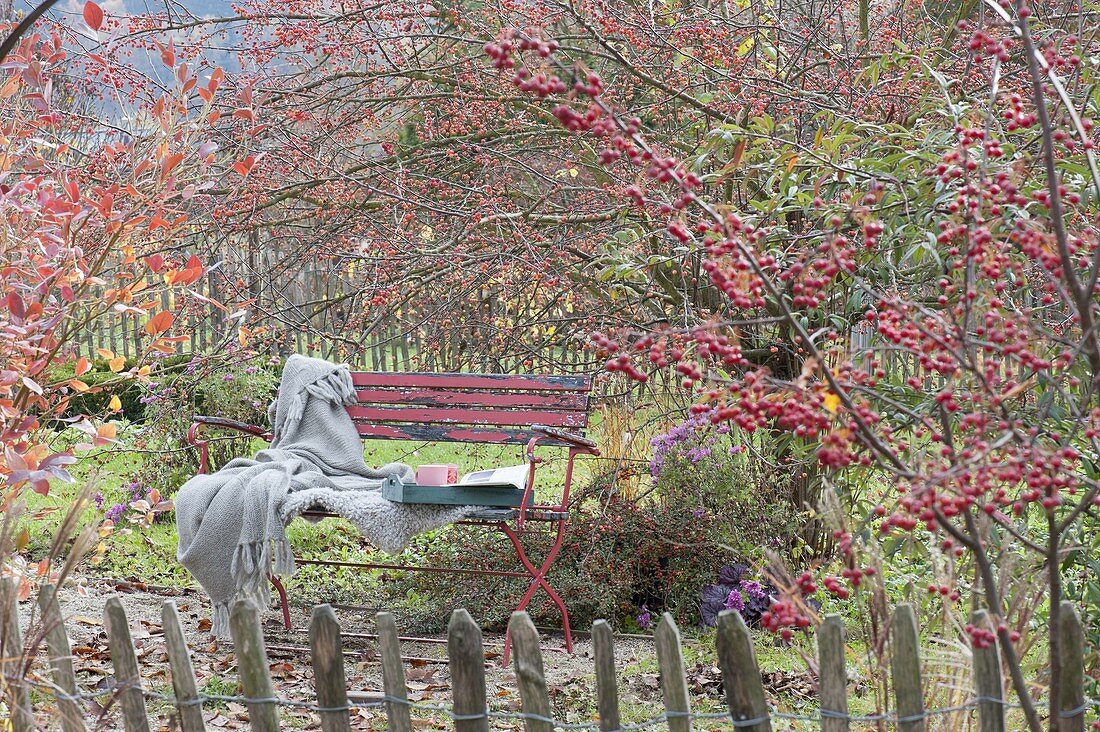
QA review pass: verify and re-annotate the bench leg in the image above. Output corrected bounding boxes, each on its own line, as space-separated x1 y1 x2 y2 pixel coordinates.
269 574 292 631
499 521 573 665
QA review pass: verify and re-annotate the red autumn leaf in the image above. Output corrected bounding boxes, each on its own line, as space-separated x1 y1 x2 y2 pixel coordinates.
83 1 104 31
145 254 165 273
232 156 256 176
6 292 26 322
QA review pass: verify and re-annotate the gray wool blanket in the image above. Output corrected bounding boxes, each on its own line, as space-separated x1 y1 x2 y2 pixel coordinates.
176 355 474 636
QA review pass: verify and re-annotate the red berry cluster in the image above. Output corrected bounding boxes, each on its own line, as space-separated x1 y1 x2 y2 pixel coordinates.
760 598 811 642
965 623 997 649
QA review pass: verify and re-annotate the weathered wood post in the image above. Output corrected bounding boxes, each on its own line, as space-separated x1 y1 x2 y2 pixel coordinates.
1 577 34 732
448 609 489 732
161 600 206 732
890 603 924 732
591 620 621 732
377 612 413 732
817 614 849 732
970 609 1005 732
510 612 553 732
715 610 771 732
104 596 152 732
38 583 87 732
1058 601 1085 732
655 613 693 732
229 599 279 731
310 604 352 732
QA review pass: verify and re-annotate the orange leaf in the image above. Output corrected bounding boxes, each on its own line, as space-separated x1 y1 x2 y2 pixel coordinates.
75 357 91 376
144 311 174 335
108 356 126 372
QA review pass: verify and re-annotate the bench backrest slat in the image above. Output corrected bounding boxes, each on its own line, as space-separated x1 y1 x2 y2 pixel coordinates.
354 388 588 411
349 371 593 446
351 372 589 391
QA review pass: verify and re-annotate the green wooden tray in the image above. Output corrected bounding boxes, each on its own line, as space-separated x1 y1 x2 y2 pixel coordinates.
381 476 526 506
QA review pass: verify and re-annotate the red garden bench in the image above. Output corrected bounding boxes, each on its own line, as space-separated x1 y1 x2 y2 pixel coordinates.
187 371 598 661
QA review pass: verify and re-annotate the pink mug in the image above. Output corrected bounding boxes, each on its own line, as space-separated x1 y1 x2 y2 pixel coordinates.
416 464 452 485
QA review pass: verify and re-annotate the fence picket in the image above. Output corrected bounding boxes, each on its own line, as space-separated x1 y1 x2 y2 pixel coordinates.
890 603 924 732
1 577 33 732
655 612 693 732
104 596 152 732
591 620 620 732
310 604 352 732
447 609 489 732
817 614 848 732
509 612 553 732
1058 601 1085 732
377 612 413 732
4 595 1093 731
970 609 1004 732
38 583 88 732
229 599 280 731
715 610 770 732
161 600 206 732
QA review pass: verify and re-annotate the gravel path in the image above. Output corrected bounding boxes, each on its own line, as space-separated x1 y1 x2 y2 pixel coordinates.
13 576 664 731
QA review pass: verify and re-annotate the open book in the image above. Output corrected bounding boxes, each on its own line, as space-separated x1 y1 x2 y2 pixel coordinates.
457 464 529 491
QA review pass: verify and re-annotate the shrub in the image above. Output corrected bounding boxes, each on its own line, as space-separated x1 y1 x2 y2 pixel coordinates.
132 354 280 495
382 413 800 631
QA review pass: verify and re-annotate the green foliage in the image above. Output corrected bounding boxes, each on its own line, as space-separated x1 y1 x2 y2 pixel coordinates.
135 357 279 495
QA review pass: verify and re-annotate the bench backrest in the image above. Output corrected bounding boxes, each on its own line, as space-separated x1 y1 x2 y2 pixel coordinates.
347 372 593 446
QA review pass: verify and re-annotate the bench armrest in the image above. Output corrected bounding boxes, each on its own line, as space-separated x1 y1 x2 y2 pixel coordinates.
190 415 273 441
188 416 273 474
531 424 598 451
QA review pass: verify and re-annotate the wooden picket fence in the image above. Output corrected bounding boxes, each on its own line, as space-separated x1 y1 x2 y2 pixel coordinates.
0 579 1091 732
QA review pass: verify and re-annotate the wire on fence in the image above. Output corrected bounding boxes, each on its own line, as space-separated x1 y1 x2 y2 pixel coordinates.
7 674 1098 730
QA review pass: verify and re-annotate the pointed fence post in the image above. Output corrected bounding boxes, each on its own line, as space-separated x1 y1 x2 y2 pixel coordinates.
1 577 34 732
890 603 924 732
655 613 693 732
970 610 1004 732
448 609 489 732
310 605 351 732
591 620 620 732
104 596 151 732
376 612 412 732
817 614 848 732
38 583 87 732
161 601 206 732
509 613 552 732
715 610 770 732
1058 601 1084 732
229 599 279 732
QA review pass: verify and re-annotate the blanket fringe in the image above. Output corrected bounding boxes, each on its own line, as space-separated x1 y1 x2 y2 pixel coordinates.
283 367 356 433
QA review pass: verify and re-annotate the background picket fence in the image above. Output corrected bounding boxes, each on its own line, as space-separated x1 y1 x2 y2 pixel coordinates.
0 577 1092 731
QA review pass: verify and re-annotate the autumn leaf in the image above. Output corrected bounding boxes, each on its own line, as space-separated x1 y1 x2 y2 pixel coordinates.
83 0 104 31
144 310 174 335
232 156 256 176
108 395 122 411
75 357 92 376
108 356 126 372
822 391 841 413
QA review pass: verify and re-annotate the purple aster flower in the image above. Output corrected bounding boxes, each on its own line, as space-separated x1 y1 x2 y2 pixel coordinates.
724 589 745 613
92 491 104 510
105 503 126 523
222 373 235 382
636 606 652 630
